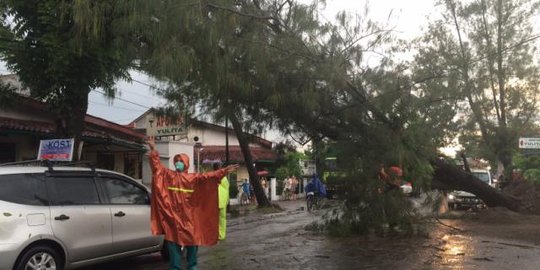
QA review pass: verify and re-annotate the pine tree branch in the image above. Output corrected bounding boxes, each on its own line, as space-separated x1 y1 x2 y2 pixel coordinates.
206 3 274 20
345 81 393 127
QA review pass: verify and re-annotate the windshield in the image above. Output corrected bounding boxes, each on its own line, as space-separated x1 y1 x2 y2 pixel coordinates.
472 172 490 183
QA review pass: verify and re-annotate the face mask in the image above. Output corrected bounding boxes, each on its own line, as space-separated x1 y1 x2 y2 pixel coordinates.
175 161 185 172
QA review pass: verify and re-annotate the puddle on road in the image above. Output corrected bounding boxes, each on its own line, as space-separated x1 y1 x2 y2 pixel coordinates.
427 221 540 270
439 234 470 268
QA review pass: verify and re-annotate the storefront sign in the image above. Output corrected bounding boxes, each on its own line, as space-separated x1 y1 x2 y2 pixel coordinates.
519 138 540 149
146 113 187 137
37 138 75 161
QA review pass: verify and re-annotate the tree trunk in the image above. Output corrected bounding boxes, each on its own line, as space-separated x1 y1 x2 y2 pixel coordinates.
229 113 272 207
431 159 521 211
55 90 89 161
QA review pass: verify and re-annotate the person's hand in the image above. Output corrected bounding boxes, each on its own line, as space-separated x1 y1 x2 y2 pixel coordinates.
223 164 239 174
146 136 156 151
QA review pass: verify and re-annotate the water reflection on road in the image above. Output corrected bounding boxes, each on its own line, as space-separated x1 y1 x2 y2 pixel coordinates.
425 220 540 270
440 234 468 268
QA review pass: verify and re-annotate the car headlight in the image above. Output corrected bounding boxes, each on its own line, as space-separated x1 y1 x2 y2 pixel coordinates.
448 194 455 200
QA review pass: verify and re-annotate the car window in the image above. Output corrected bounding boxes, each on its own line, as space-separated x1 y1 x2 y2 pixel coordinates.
472 172 490 184
99 177 149 205
0 173 48 206
49 176 100 205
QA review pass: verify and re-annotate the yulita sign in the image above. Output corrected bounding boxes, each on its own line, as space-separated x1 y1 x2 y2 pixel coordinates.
519 138 540 149
37 138 75 161
145 112 187 137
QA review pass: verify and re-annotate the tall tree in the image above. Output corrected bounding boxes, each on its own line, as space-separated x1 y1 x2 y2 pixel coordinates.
135 0 526 223
414 0 540 183
0 1 135 158
135 0 334 207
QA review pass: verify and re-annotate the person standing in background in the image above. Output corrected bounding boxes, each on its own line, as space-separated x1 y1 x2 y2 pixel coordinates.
214 163 230 240
261 177 269 198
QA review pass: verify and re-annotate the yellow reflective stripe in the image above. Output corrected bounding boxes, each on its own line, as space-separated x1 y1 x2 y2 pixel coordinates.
167 187 194 193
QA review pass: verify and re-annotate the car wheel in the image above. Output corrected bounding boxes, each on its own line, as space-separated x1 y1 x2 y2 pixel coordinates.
16 245 63 270
306 196 314 212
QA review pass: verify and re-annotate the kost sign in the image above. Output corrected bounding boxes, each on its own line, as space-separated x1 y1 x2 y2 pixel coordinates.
37 138 75 161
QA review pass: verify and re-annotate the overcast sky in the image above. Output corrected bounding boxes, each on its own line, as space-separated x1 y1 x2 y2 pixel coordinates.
87 0 438 120
86 0 438 140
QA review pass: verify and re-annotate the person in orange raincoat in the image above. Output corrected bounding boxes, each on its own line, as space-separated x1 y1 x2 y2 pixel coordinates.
147 137 238 270
378 164 402 193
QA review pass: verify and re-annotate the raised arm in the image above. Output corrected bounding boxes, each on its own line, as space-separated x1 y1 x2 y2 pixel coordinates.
146 136 164 175
193 164 240 184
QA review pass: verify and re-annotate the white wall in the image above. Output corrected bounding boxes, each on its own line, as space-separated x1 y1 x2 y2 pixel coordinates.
187 126 240 146
236 166 249 182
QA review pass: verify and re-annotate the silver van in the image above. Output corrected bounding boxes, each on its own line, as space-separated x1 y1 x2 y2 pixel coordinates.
0 166 164 270
447 169 494 209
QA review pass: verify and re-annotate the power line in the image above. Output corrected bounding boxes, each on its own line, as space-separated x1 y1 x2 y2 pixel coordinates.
88 100 147 112
109 117 139 122
131 78 162 89
116 86 162 102
91 89 151 109
130 78 175 96
130 78 178 101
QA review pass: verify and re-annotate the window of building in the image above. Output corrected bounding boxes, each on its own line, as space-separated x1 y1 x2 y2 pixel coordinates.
97 152 115 170
124 152 141 179
0 143 16 163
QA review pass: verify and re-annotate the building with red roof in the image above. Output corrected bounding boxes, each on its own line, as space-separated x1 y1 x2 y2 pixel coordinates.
129 109 278 184
0 94 146 180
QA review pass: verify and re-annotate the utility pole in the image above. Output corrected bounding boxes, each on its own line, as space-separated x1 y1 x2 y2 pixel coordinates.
225 117 229 165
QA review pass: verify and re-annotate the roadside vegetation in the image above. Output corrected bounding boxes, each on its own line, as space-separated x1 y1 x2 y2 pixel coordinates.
1 0 539 236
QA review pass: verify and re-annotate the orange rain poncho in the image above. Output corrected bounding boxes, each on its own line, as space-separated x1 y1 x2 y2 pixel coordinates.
149 150 227 246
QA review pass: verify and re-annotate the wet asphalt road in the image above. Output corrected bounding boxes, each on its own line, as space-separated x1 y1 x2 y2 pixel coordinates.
80 200 540 270
421 220 540 270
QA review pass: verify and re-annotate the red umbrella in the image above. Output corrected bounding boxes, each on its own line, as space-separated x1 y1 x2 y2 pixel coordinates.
257 170 269 176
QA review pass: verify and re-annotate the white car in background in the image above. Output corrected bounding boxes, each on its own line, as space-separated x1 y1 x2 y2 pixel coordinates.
448 169 495 209
400 181 413 195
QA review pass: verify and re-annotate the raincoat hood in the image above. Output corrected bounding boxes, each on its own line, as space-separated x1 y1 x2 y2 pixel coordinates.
173 154 190 171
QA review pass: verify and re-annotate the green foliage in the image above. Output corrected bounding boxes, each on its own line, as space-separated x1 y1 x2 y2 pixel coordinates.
274 167 289 194
514 155 540 172
414 0 540 176
319 175 422 236
131 0 466 234
285 152 305 177
0 0 134 139
0 83 16 107
523 169 540 185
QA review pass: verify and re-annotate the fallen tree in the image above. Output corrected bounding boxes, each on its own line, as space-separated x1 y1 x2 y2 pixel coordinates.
431 158 521 212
